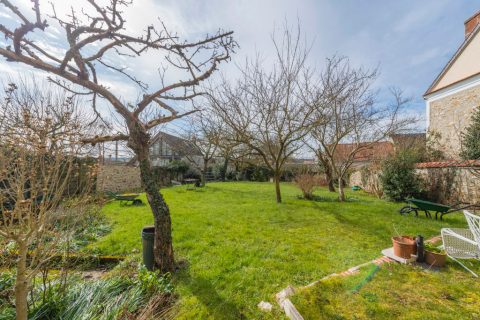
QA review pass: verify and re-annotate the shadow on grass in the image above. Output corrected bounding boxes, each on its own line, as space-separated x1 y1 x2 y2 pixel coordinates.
177 268 245 320
296 195 361 203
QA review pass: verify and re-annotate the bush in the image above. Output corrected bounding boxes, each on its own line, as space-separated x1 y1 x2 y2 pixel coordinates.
380 151 424 201
461 106 480 160
294 174 324 200
165 160 190 176
238 164 272 182
0 264 174 320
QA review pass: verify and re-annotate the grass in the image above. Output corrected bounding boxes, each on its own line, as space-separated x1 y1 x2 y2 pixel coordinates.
89 182 472 319
291 262 480 320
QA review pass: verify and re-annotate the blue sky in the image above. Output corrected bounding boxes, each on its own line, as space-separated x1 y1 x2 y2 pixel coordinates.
0 0 479 136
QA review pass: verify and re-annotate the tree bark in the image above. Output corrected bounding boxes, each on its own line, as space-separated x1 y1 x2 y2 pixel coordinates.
201 159 208 187
338 176 345 202
130 126 175 273
274 172 282 203
15 242 28 320
221 157 229 181
317 156 335 192
324 164 335 192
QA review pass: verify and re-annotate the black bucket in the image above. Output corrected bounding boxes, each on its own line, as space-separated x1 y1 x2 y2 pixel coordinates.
141 226 155 271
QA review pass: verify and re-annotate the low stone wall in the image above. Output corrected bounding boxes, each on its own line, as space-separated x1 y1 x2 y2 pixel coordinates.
349 171 362 187
96 164 142 193
349 164 383 198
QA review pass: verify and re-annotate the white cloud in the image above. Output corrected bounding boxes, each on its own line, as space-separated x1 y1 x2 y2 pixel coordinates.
1 0 479 131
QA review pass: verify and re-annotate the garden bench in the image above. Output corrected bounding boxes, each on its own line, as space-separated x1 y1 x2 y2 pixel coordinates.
183 178 200 190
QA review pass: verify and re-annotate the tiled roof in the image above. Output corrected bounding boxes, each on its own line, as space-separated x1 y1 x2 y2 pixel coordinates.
333 141 394 162
416 160 480 168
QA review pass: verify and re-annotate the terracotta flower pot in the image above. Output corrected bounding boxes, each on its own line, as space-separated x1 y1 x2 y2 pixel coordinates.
392 236 417 259
425 250 446 267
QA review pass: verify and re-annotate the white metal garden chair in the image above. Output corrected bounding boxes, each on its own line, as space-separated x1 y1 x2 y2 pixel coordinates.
441 210 480 277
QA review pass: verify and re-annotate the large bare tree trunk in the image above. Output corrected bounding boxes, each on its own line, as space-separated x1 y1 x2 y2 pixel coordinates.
274 172 282 203
338 176 345 202
15 242 28 320
130 127 175 273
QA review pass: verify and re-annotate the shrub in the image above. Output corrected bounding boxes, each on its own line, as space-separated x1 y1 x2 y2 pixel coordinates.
165 160 190 175
380 151 424 201
294 174 324 200
0 264 175 320
461 106 480 160
238 164 272 182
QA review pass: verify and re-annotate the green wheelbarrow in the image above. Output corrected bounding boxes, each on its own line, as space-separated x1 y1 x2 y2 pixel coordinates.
399 198 478 220
106 191 143 206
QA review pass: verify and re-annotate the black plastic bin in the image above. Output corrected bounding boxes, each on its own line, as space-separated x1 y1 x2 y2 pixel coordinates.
142 226 155 271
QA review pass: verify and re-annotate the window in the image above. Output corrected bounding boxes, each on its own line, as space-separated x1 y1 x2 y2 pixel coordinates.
153 142 160 155
164 142 172 156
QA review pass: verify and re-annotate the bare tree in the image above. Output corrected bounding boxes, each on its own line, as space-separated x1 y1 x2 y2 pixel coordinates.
215 126 242 182
210 25 316 203
183 113 221 186
0 80 96 320
305 56 413 201
0 0 236 272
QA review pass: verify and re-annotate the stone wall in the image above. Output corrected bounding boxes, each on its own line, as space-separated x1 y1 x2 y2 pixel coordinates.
428 84 480 158
96 164 142 193
417 166 480 204
349 170 362 187
351 164 480 204
349 165 383 198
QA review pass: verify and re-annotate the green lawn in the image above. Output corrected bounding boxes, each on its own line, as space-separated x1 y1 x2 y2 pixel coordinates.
90 182 471 319
291 262 480 320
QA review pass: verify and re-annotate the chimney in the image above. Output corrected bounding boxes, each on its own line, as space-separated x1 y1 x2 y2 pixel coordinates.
465 10 480 38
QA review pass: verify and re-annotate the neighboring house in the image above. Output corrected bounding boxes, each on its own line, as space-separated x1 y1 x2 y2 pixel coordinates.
389 133 426 153
333 141 394 169
148 131 202 167
424 10 480 158
284 158 319 173
333 134 426 170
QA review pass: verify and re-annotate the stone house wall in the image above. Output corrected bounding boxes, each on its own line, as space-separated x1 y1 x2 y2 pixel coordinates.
428 84 480 158
96 164 142 193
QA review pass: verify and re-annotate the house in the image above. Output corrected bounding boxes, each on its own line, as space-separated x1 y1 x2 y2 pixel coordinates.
334 133 426 170
424 10 480 158
389 133 426 153
333 141 394 169
148 131 202 167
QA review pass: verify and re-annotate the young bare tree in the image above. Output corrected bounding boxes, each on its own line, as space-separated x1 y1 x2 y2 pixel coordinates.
305 56 413 201
210 25 316 203
215 127 242 182
0 81 96 320
183 113 221 186
0 0 236 272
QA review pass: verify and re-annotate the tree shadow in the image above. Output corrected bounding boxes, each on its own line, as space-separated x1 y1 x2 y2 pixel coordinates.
176 268 245 319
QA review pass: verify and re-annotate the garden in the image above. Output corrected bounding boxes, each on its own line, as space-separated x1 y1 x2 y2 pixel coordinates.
1 1 480 319
2 181 479 319
89 182 476 319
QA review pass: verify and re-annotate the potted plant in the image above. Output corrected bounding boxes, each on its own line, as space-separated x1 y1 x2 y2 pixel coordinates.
392 235 417 259
424 242 447 267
